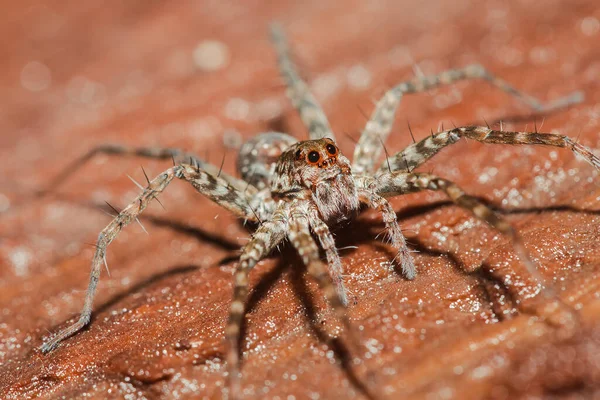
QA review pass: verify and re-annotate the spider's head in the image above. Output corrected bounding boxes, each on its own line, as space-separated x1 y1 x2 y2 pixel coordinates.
271 138 359 223
292 138 345 171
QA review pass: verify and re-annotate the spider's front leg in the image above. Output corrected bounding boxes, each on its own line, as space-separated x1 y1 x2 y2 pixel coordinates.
225 205 288 399
370 171 578 331
287 205 374 390
354 178 416 280
306 205 348 305
353 65 583 175
40 163 262 354
379 126 600 174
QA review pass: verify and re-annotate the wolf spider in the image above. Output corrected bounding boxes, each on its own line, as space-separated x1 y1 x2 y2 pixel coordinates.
41 24 599 399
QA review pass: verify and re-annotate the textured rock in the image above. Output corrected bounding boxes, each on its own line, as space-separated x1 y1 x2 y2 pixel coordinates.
1 1 599 399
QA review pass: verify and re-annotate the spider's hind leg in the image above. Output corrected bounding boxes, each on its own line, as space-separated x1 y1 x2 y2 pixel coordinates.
270 24 336 142
41 144 251 196
372 171 578 332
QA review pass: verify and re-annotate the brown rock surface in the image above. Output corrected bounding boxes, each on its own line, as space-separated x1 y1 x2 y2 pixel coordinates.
1 1 600 399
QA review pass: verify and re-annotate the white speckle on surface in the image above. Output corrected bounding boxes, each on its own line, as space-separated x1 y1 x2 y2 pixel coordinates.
0 193 10 212
193 40 230 72
311 72 342 101
580 16 600 36
347 64 371 90
224 98 250 120
529 46 556 65
66 76 107 106
471 365 493 380
496 46 524 67
20 61 52 92
388 45 412 68
9 247 33 277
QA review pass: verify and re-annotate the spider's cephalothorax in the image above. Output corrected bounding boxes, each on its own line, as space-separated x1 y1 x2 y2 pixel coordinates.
271 138 359 223
40 23 600 400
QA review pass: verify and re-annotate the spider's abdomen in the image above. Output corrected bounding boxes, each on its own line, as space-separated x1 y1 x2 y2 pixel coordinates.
237 132 297 190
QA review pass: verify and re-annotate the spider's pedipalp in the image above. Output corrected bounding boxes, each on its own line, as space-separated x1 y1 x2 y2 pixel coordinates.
270 23 336 141
378 126 600 174
352 65 583 175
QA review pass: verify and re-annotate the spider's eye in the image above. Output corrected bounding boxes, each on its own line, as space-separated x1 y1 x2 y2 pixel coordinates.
307 151 321 164
325 143 337 155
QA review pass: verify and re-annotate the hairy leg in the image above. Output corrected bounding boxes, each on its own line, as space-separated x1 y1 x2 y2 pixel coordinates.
357 186 416 279
225 206 288 400
41 143 253 196
270 24 336 142
352 64 583 174
286 205 379 397
306 205 348 306
377 125 600 174
287 204 355 339
40 163 262 354
371 171 577 328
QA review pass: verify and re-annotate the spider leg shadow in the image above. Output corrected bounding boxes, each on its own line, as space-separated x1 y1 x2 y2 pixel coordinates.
91 199 242 251
93 264 200 318
239 250 376 400
42 264 200 341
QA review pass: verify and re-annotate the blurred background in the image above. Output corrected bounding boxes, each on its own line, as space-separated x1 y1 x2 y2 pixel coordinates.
1 1 599 399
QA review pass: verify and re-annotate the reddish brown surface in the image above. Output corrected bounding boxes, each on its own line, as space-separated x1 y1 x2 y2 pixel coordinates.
1 1 600 399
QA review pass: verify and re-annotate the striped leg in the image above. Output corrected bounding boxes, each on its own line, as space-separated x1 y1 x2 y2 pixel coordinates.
287 207 377 395
287 207 354 339
40 163 263 354
270 24 336 141
307 205 348 306
358 189 416 280
225 208 288 400
352 64 583 175
373 171 577 327
377 126 600 174
41 144 253 196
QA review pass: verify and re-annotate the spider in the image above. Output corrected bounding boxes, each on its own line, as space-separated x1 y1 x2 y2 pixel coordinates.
40 24 600 399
